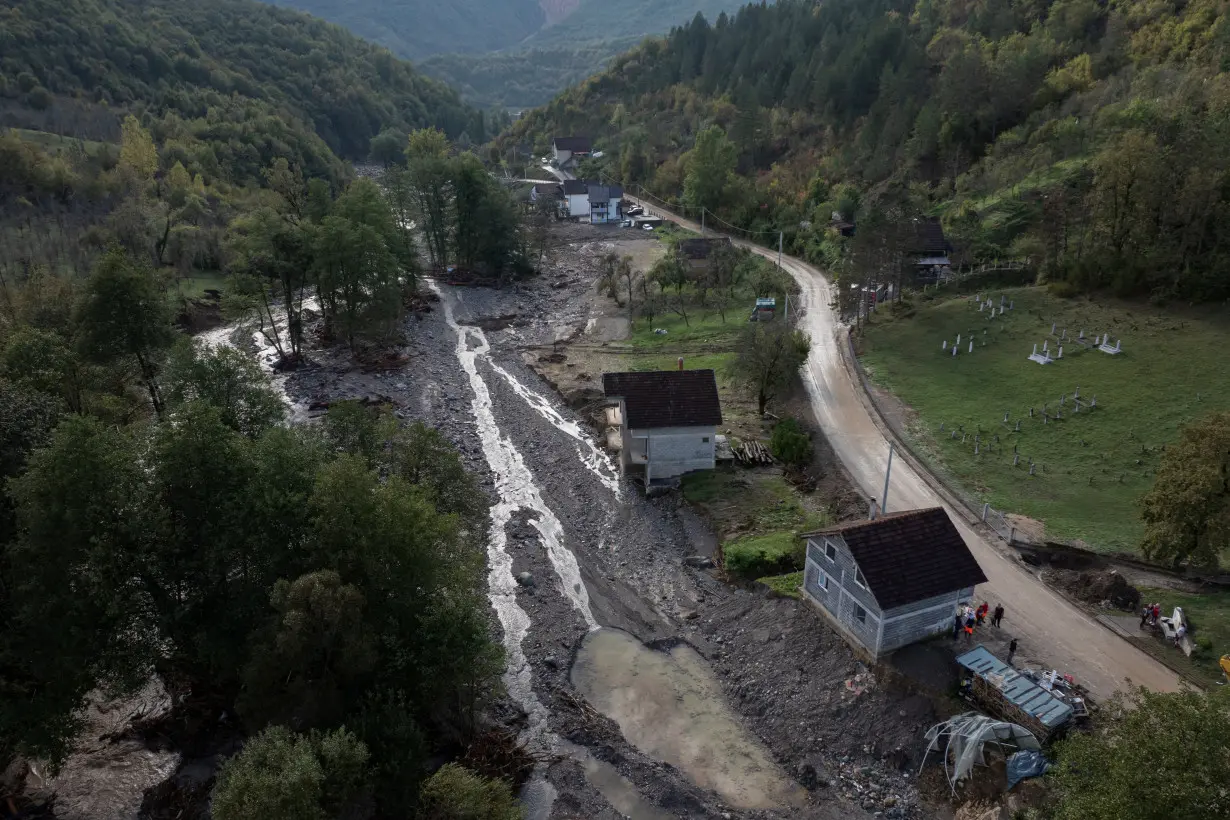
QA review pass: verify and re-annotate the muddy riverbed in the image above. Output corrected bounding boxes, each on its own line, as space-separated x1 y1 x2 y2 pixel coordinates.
274 223 947 819
33 224 950 820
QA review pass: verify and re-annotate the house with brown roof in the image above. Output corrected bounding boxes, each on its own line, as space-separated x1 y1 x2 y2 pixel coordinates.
552 136 592 169
801 508 987 658
602 368 722 487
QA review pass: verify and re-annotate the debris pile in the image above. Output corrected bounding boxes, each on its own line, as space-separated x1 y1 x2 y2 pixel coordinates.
1052 569 1141 611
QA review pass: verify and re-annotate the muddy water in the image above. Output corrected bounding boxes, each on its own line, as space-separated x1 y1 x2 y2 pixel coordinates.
572 629 806 811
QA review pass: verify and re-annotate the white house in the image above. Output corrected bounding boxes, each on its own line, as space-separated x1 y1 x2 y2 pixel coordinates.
561 179 590 219
588 184 623 224
552 136 592 169
602 369 722 487
801 508 987 659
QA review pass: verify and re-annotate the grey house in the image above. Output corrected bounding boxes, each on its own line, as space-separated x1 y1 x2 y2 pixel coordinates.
801 508 987 658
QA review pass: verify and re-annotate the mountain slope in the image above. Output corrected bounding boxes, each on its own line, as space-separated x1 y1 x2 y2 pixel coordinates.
264 0 546 60
0 0 486 161
504 0 1230 302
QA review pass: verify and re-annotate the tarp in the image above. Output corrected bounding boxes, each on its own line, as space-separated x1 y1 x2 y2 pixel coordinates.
1006 749 1051 790
920 712 1041 792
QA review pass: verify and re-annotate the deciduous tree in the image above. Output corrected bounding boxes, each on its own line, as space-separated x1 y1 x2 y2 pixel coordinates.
733 322 811 415
1139 412 1230 569
1050 687 1230 820
683 125 736 213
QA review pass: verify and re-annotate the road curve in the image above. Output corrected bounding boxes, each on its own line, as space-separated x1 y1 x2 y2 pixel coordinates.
629 196 1181 700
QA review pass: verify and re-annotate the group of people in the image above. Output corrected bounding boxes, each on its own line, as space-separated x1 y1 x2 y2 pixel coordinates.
1139 602 1163 628
953 601 1007 638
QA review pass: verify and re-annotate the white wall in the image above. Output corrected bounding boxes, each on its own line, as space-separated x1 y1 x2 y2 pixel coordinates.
635 425 716 481
566 193 589 218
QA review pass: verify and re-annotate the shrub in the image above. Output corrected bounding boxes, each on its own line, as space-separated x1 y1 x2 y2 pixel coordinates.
724 531 803 578
1193 635 1214 656
418 763 523 820
771 418 812 467
1048 280 1081 298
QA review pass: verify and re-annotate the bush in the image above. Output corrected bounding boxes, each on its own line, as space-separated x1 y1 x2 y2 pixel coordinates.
771 418 812 467
1193 635 1214 656
418 763 523 820
211 727 370 820
1048 280 1081 298
724 531 803 578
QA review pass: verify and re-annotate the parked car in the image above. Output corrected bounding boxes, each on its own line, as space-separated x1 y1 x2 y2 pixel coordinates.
621 220 632 228
643 224 655 231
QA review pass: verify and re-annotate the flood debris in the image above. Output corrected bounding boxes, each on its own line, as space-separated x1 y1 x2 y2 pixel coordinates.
919 713 1040 793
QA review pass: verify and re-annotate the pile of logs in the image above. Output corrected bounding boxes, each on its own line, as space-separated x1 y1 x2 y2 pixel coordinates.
734 440 774 466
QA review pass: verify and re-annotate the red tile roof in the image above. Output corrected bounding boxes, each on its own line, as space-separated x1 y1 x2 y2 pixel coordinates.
805 508 987 609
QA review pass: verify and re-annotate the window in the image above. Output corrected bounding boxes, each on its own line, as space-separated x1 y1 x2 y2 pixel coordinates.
701 437 709 443
854 566 867 589
854 604 867 625
818 571 829 590
824 541 837 562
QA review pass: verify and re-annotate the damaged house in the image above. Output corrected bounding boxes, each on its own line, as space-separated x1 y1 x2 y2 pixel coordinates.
801 508 987 658
602 369 722 487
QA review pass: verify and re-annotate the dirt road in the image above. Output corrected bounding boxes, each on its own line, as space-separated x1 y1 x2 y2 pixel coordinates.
631 196 1181 699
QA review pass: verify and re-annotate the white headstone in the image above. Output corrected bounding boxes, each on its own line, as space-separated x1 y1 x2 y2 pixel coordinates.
980 302 985 311
1051 322 1056 334
952 345 957 357
1032 343 1037 355
943 340 947 349
1043 340 1048 352
957 334 961 344
1058 346 1063 358
969 340 974 353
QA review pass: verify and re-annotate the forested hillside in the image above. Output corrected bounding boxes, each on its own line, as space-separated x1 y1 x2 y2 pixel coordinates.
0 0 488 160
266 0 546 60
507 0 1230 301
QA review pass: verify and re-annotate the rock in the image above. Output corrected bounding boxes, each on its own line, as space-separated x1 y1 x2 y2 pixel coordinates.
683 555 715 569
680 609 699 621
544 655 559 669
796 763 819 790
516 572 535 587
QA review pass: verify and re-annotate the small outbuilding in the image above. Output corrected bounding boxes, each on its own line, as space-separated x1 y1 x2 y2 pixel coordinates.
956 645 1076 740
602 368 722 487
801 508 987 658
678 237 733 273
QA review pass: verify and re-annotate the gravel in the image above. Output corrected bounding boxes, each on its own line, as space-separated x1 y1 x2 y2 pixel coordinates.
277 225 943 819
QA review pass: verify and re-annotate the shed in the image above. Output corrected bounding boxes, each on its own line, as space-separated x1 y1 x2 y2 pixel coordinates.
801 508 987 658
956 645 1074 739
678 237 733 272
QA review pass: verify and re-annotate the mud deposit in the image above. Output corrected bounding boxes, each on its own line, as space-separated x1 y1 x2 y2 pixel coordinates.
572 628 805 810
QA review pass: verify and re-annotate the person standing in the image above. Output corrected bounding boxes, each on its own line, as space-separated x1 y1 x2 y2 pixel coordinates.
1007 638 1019 666
952 613 962 640
1140 605 1150 629
992 604 1005 627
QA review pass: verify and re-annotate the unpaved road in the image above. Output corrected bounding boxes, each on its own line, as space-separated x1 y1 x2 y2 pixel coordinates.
631 196 1181 699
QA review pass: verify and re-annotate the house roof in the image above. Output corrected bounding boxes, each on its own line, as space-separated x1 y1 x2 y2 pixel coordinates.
602 370 722 429
553 136 592 153
587 184 610 204
532 183 561 197
562 179 588 195
912 217 950 256
679 237 732 260
805 508 987 609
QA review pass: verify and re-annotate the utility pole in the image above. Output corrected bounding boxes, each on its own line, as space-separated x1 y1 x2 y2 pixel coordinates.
777 231 783 269
881 442 895 515
701 208 706 236
784 292 789 324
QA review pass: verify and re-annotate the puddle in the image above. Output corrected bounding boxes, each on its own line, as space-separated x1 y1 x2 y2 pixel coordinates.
560 740 674 820
571 628 806 811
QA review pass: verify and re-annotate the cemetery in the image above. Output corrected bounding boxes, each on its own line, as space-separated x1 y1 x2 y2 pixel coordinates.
858 285 1230 557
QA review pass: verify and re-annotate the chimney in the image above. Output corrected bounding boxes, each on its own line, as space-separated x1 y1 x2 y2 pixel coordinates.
677 357 684 371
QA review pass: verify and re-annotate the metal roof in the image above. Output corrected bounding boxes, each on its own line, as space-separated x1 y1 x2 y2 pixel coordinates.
956 645 1074 729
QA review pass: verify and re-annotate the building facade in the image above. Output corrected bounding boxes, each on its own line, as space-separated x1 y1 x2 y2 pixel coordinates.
801 508 987 658
603 369 722 487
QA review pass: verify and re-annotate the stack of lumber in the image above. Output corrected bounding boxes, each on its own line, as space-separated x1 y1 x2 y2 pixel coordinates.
734 440 774 466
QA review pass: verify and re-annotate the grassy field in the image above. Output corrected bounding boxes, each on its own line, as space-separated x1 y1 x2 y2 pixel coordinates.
860 286 1230 555
173 271 229 300
1137 586 1230 687
757 570 803 599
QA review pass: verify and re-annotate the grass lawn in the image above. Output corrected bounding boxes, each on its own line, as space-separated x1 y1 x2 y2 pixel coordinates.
1137 586 1230 687
860 286 1230 555
756 571 803 599
627 301 747 349
174 271 229 300
682 469 828 577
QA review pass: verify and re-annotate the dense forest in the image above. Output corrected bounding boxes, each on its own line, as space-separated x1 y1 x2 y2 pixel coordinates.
0 0 491 159
506 0 1230 301
415 0 751 109
268 0 547 61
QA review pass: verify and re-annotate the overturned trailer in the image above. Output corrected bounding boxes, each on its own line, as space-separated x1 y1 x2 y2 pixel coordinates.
956 645 1076 741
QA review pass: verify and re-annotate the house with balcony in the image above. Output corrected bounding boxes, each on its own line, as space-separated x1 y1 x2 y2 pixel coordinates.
602 369 721 487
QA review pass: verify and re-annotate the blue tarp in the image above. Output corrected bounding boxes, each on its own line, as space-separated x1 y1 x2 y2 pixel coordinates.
1006 749 1051 790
